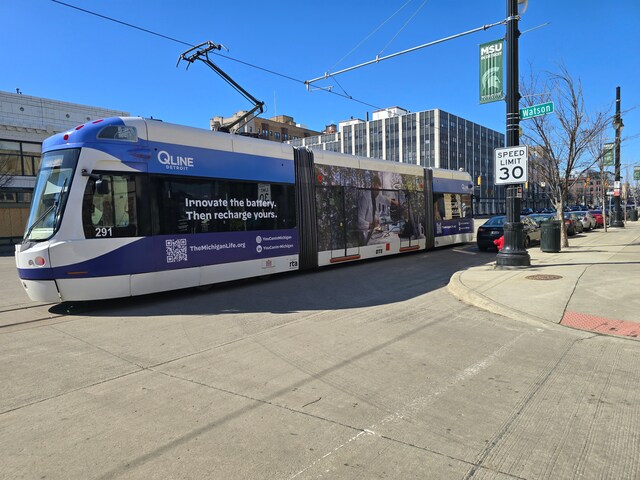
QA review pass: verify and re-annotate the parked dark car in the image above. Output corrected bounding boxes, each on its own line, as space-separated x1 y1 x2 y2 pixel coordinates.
528 213 555 226
563 212 581 235
477 215 541 251
569 205 588 212
520 207 534 215
569 213 584 233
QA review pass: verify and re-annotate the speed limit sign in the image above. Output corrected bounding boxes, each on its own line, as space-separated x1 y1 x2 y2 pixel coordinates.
494 145 528 185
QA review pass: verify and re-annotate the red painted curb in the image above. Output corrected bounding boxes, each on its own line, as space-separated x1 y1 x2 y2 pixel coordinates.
561 311 640 339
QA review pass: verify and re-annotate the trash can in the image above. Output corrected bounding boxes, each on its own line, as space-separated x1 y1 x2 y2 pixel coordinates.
629 209 638 221
540 220 561 252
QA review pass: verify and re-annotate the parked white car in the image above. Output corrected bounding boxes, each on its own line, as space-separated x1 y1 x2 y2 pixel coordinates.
575 211 597 230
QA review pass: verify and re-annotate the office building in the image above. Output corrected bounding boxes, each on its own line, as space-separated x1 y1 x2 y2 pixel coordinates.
288 107 506 214
0 90 128 245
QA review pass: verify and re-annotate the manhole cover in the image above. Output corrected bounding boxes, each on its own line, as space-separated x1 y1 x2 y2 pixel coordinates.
525 274 563 281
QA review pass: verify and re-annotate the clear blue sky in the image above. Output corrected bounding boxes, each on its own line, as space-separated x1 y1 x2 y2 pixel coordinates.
3 0 639 180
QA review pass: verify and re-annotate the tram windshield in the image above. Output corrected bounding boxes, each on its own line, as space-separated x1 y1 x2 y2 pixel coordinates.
24 148 79 242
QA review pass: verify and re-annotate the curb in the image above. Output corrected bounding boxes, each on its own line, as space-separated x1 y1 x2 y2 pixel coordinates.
447 271 573 334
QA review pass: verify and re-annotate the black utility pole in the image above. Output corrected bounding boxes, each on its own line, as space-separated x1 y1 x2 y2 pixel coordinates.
496 0 530 268
611 86 624 227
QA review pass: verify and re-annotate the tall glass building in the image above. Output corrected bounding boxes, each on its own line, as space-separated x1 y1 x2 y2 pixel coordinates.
289 107 506 215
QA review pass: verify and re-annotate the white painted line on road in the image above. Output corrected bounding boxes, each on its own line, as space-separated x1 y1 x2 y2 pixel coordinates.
288 429 375 479
453 247 477 255
286 331 532 479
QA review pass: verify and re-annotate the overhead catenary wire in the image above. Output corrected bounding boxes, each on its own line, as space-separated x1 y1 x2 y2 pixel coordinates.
184 52 383 110
328 0 414 72
49 0 384 111
50 0 194 47
376 0 429 57
521 22 551 35
306 18 508 87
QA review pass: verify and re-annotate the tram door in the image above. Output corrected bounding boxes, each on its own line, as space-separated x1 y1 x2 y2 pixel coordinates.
398 190 413 250
398 189 423 250
316 186 360 259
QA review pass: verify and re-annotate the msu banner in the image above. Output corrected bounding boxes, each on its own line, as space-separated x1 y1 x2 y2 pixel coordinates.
479 39 504 104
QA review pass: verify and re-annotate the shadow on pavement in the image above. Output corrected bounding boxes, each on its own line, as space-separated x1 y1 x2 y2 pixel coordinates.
51 246 493 318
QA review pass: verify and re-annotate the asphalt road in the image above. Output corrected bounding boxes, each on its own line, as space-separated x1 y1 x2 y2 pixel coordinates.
1 246 639 479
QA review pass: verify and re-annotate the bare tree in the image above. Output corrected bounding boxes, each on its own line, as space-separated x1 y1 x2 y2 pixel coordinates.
520 64 610 247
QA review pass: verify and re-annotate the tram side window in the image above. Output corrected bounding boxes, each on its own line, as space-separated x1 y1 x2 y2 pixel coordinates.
83 174 138 238
155 177 296 235
460 194 472 218
434 193 472 220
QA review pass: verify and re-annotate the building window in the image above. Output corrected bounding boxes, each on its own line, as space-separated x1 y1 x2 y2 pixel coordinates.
354 123 367 156
402 114 417 164
0 139 42 177
343 125 353 155
385 117 399 162
0 190 31 203
369 120 383 159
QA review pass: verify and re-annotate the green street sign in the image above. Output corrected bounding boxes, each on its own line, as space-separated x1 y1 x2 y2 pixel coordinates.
519 102 554 120
479 39 504 104
603 143 615 167
634 166 640 180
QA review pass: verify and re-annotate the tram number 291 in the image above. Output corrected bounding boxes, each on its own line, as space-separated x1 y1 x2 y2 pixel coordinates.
95 227 113 237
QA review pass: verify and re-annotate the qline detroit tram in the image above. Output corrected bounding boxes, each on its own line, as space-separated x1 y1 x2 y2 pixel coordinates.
16 117 474 302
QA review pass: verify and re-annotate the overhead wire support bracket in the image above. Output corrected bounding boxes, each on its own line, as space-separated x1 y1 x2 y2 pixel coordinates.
308 86 333 93
305 19 508 87
178 40 265 132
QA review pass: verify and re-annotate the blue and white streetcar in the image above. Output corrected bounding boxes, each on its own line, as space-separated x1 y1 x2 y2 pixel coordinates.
16 117 474 302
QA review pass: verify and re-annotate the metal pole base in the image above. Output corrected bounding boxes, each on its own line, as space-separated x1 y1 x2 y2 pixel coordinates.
495 251 531 268
611 198 625 227
495 221 531 269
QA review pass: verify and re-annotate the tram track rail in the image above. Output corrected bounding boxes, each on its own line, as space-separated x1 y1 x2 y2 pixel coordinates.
0 302 97 332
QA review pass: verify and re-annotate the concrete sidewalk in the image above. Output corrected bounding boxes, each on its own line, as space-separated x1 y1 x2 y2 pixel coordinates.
449 220 640 340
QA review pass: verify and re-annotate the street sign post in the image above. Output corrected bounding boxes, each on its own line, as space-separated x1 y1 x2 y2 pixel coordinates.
614 180 621 197
494 145 528 185
519 102 554 120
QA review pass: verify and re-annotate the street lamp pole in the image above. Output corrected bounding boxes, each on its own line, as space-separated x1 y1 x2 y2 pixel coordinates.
611 86 624 227
496 0 530 268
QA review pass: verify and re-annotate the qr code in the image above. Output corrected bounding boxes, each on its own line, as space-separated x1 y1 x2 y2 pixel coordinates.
165 239 187 263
